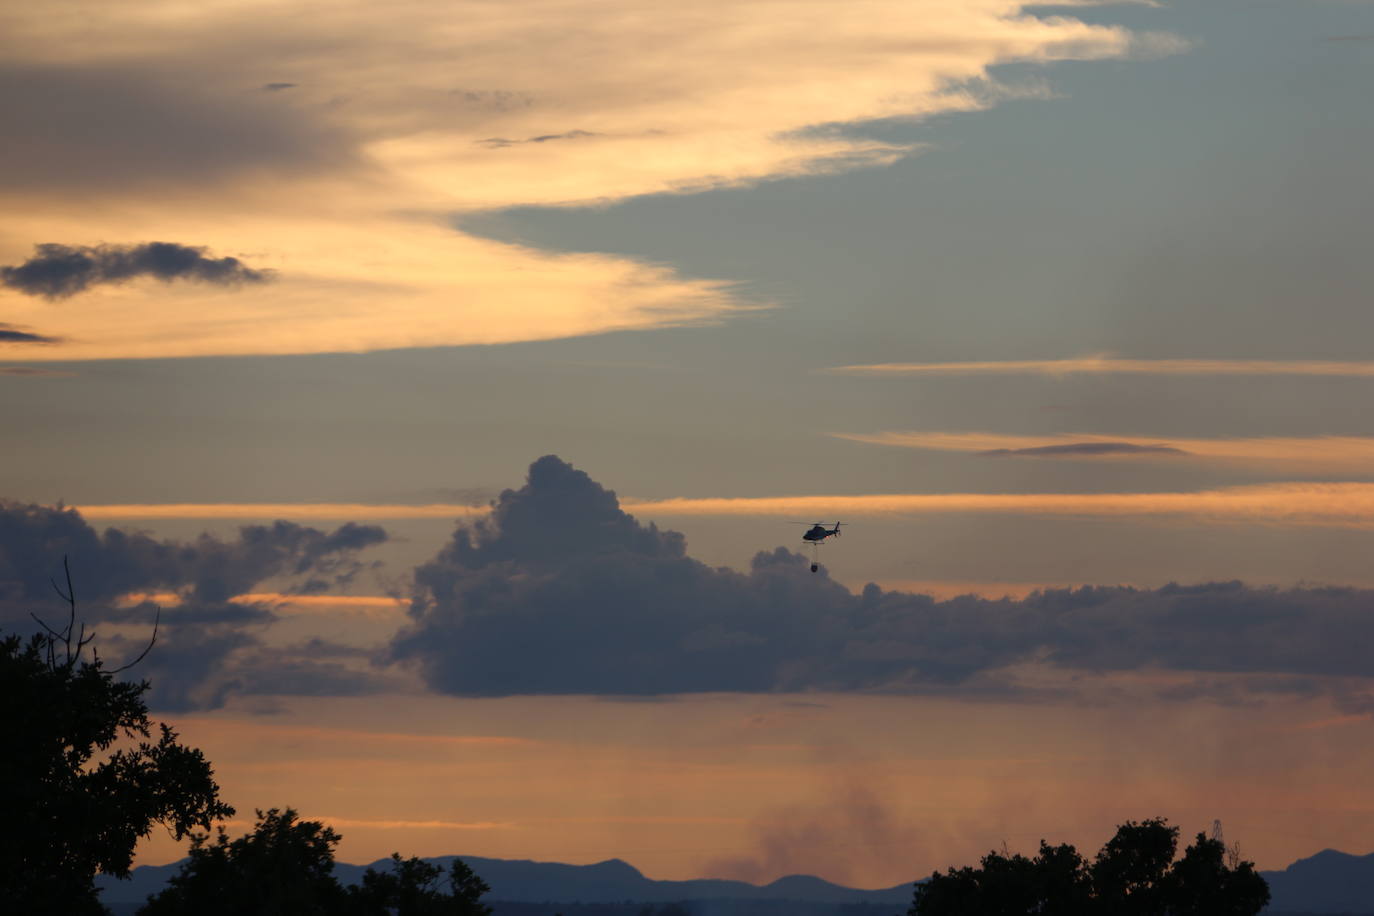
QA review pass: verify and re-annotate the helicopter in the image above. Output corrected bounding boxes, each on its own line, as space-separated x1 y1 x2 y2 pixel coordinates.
793 522 842 572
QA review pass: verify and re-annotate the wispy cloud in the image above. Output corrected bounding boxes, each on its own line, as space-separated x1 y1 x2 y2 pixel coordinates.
868 579 1073 599
824 357 1374 377
624 483 1374 528
119 591 405 617
0 323 61 344
0 366 71 376
308 817 514 830
981 441 1184 458
76 503 490 520
73 482 1374 528
836 431 1374 471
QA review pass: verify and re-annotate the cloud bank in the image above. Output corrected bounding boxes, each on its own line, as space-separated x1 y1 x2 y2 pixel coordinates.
9 458 1374 712
0 501 388 710
390 456 1374 711
1 242 272 300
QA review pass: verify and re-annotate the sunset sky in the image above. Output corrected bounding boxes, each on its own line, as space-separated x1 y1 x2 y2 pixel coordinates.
5 0 1374 890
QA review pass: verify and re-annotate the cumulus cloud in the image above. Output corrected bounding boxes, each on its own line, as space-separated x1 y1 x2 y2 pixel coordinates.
1 242 272 300
0 501 386 709
391 457 1374 709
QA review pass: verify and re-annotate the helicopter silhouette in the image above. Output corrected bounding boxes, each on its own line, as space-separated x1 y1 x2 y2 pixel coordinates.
793 522 842 572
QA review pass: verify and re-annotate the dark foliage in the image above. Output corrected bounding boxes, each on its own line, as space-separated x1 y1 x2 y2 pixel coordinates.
138 808 494 916
911 819 1269 916
0 627 233 916
138 808 349 916
1165 832 1272 916
351 851 494 915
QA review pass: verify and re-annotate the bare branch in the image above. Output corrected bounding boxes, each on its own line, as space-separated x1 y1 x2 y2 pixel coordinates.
109 607 161 675
29 611 65 641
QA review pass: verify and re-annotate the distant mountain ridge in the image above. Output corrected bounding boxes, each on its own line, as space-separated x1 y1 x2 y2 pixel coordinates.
96 854 910 910
95 848 1374 914
340 856 910 905
1263 848 1374 914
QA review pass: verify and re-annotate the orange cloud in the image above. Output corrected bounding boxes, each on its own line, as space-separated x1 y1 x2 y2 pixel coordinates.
623 483 1374 528
75 481 1374 527
77 503 489 520
866 579 1069 599
0 1 1174 359
307 817 514 831
116 592 406 619
835 431 1374 471
824 357 1374 377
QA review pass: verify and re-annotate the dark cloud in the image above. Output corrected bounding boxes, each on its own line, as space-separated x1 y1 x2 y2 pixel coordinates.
978 442 1186 458
0 63 354 194
0 501 387 709
229 643 401 700
0 367 72 377
261 82 298 91
450 89 536 112
478 129 598 149
391 456 1374 707
0 323 61 344
1 242 273 300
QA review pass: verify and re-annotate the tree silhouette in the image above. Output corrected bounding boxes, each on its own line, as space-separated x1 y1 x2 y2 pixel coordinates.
140 808 495 916
1165 832 1270 916
350 851 494 915
139 808 350 915
0 567 233 916
911 818 1269 916
1090 818 1177 915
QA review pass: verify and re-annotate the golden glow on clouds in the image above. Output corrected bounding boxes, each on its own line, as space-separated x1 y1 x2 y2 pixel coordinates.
867 579 1068 599
629 483 1374 527
836 430 1374 471
118 592 405 617
825 357 1374 376
78 503 489 520
307 817 514 830
73 481 1374 527
0 1 1169 359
